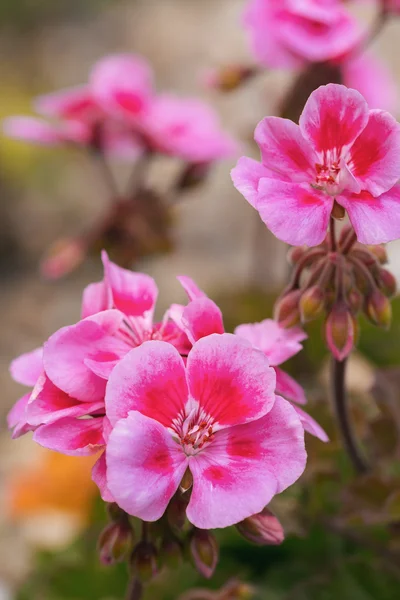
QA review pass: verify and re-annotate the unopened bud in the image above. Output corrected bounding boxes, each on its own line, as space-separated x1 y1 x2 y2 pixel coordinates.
378 268 397 297
203 65 256 92
325 302 356 361
347 289 363 313
274 290 301 328
190 529 219 579
161 536 182 569
41 238 85 279
219 580 256 600
299 286 325 322
236 507 284 546
131 541 158 582
176 162 211 190
365 290 392 329
367 244 388 265
351 248 377 269
287 246 306 265
98 521 133 565
167 495 188 531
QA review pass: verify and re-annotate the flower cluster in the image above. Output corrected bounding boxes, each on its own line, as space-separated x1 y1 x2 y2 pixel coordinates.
4 53 237 164
9 251 327 533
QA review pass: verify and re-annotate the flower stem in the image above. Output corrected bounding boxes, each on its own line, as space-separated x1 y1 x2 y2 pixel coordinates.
329 217 336 252
331 357 369 474
125 577 143 600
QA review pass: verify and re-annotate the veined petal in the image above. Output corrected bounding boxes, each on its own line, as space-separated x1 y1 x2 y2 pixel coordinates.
105 341 188 428
234 319 306 366
299 84 369 156
10 347 43 386
101 250 158 319
231 156 279 208
43 310 127 402
256 179 333 246
338 186 400 244
182 297 224 343
347 110 400 197
186 396 306 529
33 417 105 455
274 368 307 405
255 117 316 183
106 411 187 521
187 333 276 429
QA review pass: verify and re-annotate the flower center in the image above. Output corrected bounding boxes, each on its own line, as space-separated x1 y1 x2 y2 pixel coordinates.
176 406 215 456
315 161 340 189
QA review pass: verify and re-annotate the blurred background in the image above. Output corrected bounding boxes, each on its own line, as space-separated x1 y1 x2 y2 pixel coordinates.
1 0 400 598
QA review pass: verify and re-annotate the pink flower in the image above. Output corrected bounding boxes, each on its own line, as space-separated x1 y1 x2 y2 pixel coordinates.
243 0 362 69
105 334 306 528
232 83 400 246
234 320 328 441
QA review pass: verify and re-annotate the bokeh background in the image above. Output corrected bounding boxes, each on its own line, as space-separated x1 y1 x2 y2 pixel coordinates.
1 1 400 598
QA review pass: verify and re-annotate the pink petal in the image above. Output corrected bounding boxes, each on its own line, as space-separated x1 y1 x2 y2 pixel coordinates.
274 368 307 406
338 186 400 244
90 53 153 119
182 298 224 343
187 333 275 429
33 417 105 455
186 396 306 529
106 411 187 521
105 341 188 428
234 320 306 366
3 116 89 146
81 281 109 318
92 452 114 502
299 84 369 156
10 347 43 386
43 310 127 402
101 250 158 319
347 110 400 197
231 156 281 209
26 373 104 426
7 393 33 438
292 405 329 442
342 53 398 113
177 276 206 301
256 179 333 246
254 117 316 183
34 85 98 120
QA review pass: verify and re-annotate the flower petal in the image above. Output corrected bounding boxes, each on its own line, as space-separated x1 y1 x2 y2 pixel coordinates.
81 281 109 318
34 85 97 120
231 156 278 208
7 393 33 438
33 417 105 455
292 405 329 442
299 84 369 156
10 347 43 386
105 341 188 427
274 368 307 405
177 276 206 301
339 185 400 244
182 298 224 343
43 310 127 402
187 333 275 429
92 452 114 502
186 396 306 529
106 411 187 521
256 179 333 246
234 320 306 366
101 250 158 319
347 110 400 197
254 117 316 183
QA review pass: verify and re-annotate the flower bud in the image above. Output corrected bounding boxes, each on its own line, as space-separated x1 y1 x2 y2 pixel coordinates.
220 581 256 600
176 162 211 190
274 290 301 328
41 237 85 279
299 286 325 323
203 65 256 92
287 246 306 265
378 268 397 297
160 536 182 569
351 248 377 269
236 507 284 546
189 529 219 579
167 495 188 531
347 289 363 313
365 290 392 329
367 244 388 265
98 521 133 565
325 302 356 361
131 541 158 582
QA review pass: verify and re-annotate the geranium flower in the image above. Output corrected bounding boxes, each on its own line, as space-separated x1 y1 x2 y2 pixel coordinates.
232 83 400 246
105 334 306 528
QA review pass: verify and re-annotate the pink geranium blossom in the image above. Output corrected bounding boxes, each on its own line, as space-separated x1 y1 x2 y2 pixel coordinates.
243 0 362 69
105 334 306 528
232 83 400 246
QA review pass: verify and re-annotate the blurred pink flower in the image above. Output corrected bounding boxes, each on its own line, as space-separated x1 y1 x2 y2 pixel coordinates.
243 0 362 69
232 83 400 246
105 334 306 528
